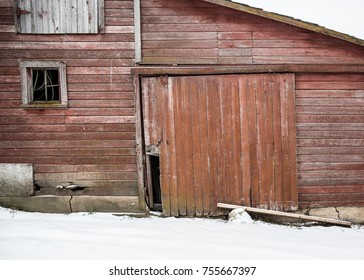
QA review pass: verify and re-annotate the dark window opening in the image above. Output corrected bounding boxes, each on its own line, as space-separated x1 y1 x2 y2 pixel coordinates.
150 155 162 211
32 69 60 103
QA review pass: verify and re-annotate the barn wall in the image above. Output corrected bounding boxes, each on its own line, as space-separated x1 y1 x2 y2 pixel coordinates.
0 0 138 196
296 73 364 207
141 0 364 65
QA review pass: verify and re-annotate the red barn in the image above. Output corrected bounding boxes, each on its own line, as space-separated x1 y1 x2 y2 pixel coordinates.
0 0 363 221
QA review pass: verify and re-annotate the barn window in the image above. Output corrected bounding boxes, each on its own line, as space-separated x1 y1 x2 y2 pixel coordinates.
20 61 68 108
15 0 105 34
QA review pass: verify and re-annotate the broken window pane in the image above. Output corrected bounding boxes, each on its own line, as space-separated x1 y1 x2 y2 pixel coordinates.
32 69 60 103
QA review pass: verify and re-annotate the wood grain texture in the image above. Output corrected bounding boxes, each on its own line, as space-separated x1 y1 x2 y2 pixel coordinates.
141 0 364 65
142 74 297 216
0 0 137 196
296 73 364 208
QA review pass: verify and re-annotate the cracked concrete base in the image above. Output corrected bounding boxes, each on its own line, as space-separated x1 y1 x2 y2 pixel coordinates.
0 196 71 213
306 207 364 224
0 196 144 214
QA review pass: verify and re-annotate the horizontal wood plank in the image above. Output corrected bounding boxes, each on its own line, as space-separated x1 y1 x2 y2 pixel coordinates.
0 0 138 196
296 73 364 208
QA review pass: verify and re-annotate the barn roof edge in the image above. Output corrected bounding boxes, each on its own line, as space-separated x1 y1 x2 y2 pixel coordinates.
201 0 364 47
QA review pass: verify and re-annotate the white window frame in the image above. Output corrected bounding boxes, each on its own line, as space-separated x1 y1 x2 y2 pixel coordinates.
20 61 68 109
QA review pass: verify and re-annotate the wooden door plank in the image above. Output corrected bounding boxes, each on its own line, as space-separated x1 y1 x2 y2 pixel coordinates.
216 76 228 210
265 75 275 209
184 76 196 216
220 76 231 205
229 76 243 205
206 75 219 214
167 77 179 216
280 75 293 211
191 76 204 216
239 76 252 207
272 75 284 210
255 75 269 209
199 76 211 215
156 76 171 216
286 73 299 210
174 77 188 216
248 75 260 208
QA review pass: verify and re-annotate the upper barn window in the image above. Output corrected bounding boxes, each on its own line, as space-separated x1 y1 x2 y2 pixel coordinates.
15 0 105 34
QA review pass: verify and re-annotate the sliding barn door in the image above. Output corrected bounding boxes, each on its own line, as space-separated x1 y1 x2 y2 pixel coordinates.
142 74 298 216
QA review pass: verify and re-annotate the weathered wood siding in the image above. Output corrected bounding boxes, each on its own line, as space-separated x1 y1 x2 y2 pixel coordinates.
296 73 364 207
141 0 364 65
0 0 137 196
142 74 298 216
15 0 103 34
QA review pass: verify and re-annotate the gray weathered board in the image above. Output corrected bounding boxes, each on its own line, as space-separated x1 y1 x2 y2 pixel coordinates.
15 0 104 34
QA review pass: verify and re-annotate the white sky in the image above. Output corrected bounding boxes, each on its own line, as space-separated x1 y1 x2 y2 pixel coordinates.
233 0 364 40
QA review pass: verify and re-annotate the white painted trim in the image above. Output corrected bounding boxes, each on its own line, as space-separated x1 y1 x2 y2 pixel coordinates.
134 0 142 63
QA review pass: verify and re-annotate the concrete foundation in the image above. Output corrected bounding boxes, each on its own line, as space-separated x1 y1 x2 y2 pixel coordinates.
240 207 364 225
0 195 144 214
308 207 364 224
0 164 34 197
0 195 363 224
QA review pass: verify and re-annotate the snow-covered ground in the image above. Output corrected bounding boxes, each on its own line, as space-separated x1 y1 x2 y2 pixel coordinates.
0 206 363 260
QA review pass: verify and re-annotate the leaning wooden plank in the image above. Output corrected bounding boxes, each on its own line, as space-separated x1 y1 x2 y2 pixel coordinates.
217 203 351 227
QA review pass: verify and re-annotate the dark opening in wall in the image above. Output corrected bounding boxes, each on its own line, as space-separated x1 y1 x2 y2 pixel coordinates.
150 155 162 211
32 69 60 103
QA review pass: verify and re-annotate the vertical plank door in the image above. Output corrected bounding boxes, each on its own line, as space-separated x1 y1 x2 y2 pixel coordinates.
142 73 298 216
